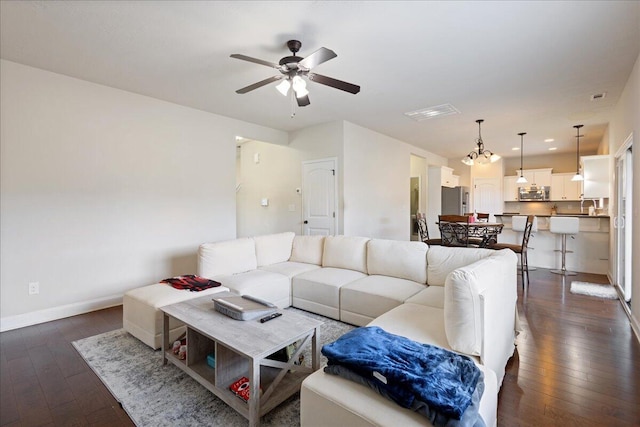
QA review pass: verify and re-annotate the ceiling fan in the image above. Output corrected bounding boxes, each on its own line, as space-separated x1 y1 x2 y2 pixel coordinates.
230 40 360 107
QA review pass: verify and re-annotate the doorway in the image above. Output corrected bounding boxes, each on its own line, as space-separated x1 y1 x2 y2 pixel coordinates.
614 134 633 302
472 178 502 222
302 158 337 236
410 176 421 240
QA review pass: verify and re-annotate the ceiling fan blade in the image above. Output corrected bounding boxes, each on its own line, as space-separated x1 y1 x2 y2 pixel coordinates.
298 47 337 70
230 54 280 69
235 75 282 94
308 73 360 94
297 94 310 107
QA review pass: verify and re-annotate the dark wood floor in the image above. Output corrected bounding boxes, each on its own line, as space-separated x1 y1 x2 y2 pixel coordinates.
1 269 639 426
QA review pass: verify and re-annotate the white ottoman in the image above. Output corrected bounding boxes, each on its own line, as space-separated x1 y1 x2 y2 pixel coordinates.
123 283 230 349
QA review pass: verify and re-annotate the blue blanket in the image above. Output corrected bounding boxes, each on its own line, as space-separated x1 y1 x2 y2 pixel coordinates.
321 326 482 420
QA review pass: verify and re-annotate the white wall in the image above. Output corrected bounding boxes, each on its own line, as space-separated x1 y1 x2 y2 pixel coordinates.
0 60 286 330
236 140 303 237
609 52 640 332
342 122 446 240
410 154 427 217
289 121 345 234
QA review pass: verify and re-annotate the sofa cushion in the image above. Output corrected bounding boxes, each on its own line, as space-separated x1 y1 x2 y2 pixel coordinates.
198 237 256 278
215 269 290 308
290 235 325 265
322 236 370 273
340 275 425 326
426 246 495 286
259 261 321 278
404 286 445 309
368 303 452 352
253 232 295 267
367 239 427 283
292 267 367 319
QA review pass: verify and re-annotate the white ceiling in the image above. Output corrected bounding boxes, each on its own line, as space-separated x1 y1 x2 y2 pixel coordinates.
1 1 639 160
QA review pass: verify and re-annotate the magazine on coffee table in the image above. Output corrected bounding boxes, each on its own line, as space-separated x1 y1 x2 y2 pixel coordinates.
213 294 278 321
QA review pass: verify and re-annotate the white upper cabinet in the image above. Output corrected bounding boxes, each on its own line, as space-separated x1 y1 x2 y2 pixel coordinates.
582 155 610 199
551 173 582 201
521 168 552 187
435 166 459 188
503 176 519 201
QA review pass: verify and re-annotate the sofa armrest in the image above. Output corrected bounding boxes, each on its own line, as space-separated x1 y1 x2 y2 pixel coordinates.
444 249 517 386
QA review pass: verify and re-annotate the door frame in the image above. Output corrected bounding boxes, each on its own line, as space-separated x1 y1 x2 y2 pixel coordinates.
301 157 338 236
613 133 633 302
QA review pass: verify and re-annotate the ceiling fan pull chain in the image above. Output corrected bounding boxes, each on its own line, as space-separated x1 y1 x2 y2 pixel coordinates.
290 90 296 118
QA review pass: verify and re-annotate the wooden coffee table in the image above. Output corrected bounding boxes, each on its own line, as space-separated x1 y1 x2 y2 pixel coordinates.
161 292 323 427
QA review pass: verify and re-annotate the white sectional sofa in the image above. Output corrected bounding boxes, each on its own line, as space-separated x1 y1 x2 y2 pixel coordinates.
123 232 518 427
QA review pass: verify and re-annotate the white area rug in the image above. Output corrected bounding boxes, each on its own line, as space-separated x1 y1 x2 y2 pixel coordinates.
570 281 618 299
73 308 354 427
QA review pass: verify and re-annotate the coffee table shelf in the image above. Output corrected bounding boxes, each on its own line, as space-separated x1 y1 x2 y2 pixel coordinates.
161 293 322 426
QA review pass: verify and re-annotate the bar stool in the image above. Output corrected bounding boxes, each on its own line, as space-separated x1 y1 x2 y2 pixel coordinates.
512 215 537 272
549 217 579 275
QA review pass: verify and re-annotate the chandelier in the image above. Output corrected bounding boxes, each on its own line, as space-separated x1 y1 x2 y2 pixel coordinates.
461 119 501 166
571 124 584 182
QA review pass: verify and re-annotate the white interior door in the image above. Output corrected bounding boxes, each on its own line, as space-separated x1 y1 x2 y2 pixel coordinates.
473 178 502 222
302 158 337 236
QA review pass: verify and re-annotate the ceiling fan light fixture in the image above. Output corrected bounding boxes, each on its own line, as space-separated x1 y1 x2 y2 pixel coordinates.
291 75 308 98
275 79 290 96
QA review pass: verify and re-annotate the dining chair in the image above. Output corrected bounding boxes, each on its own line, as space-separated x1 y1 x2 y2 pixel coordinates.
476 213 490 222
416 213 442 245
489 215 534 288
438 214 470 247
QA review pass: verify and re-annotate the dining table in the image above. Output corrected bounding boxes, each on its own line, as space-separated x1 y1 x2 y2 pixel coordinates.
437 220 505 248
466 222 505 247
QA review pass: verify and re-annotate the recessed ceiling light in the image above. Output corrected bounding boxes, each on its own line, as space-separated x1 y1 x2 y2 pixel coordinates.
404 104 460 121
548 147 557 151
512 147 520 151
544 138 554 143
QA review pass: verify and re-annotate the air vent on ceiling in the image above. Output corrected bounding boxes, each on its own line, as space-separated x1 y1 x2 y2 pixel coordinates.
404 104 460 121
590 92 607 101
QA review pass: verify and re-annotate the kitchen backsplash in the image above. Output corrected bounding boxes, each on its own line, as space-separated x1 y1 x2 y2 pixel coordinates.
503 199 609 216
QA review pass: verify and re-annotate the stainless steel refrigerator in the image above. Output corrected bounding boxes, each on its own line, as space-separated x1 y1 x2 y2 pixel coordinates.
441 186 469 215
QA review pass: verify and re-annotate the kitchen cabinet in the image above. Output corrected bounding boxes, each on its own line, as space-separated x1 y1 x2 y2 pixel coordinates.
582 155 610 199
430 166 459 188
503 176 519 201
522 168 552 187
551 173 582 201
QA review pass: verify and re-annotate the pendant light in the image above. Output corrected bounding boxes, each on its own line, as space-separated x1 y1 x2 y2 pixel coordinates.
571 124 584 182
461 119 501 166
516 132 528 184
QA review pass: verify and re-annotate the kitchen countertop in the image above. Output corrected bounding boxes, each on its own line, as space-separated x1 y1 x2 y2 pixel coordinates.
496 213 610 218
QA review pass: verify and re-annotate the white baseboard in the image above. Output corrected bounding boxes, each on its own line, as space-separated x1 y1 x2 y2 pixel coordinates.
0 294 123 332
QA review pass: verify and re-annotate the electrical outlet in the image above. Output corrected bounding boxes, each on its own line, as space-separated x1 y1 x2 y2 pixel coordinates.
28 282 39 295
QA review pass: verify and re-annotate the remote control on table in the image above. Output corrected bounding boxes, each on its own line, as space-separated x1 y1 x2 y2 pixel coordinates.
260 312 282 323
